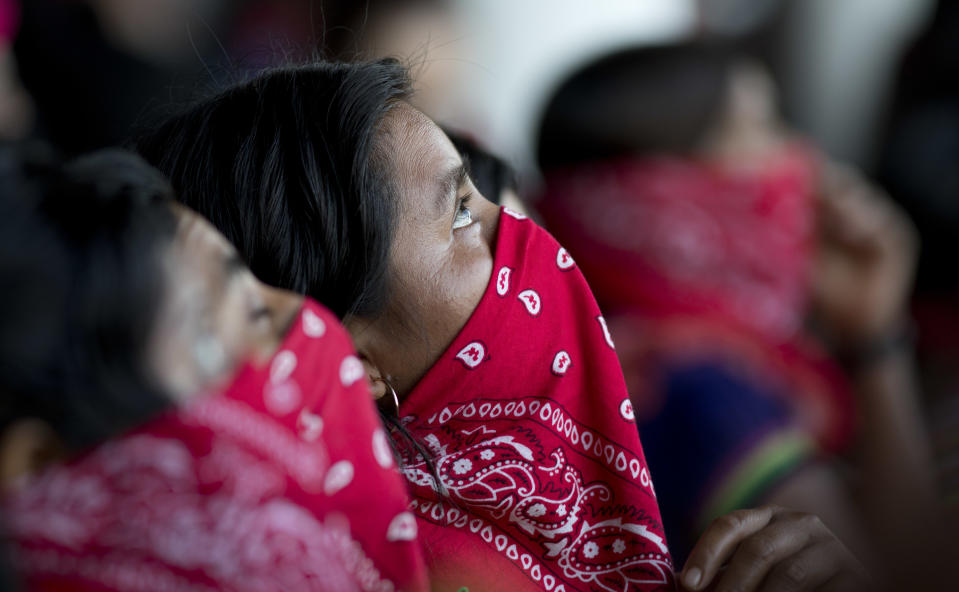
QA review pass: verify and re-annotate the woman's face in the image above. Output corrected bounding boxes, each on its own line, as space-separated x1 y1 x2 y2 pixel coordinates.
347 103 501 397
148 206 304 400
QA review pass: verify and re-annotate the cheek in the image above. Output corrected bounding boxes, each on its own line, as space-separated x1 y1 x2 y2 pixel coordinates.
447 229 494 317
392 228 493 345
211 293 257 368
420 233 494 352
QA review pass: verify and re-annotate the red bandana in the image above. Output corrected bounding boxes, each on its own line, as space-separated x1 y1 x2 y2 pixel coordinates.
536 148 854 452
4 300 429 592
396 208 675 592
538 148 819 342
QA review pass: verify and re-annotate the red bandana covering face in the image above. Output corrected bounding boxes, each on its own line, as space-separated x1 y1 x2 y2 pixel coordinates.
536 148 855 452
538 147 818 342
4 300 429 592
397 208 675 592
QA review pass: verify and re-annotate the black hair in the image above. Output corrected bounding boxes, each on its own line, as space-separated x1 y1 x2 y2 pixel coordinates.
537 42 736 170
0 147 177 450
134 59 412 320
446 130 517 205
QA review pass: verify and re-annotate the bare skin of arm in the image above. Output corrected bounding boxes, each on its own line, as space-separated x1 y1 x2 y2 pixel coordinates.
803 162 939 577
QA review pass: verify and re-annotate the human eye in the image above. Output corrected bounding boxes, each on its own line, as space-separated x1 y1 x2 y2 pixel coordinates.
240 273 271 327
453 193 474 230
249 305 271 324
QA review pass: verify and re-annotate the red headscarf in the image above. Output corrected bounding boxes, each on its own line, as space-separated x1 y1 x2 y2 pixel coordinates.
396 208 675 591
4 300 429 592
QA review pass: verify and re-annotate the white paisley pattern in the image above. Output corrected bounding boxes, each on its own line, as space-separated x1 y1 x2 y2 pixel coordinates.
8 434 397 592
402 422 672 592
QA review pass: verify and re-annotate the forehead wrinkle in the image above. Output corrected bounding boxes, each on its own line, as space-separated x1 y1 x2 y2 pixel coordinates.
382 104 455 211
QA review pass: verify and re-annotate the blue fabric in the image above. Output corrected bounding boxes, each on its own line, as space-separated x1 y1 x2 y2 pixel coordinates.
638 359 808 566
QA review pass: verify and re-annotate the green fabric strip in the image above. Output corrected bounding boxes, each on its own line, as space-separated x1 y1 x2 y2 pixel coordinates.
697 430 814 531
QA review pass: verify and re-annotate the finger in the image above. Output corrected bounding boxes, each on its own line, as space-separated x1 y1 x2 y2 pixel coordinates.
712 513 818 592
818 161 854 200
681 506 777 590
821 185 889 248
757 539 852 592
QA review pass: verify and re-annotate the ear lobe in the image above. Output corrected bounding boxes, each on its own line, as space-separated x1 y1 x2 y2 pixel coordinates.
359 354 389 400
0 419 65 485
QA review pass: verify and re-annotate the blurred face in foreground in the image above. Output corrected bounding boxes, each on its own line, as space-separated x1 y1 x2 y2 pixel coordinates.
149 205 304 400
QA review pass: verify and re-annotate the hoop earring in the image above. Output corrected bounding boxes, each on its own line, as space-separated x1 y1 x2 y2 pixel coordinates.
372 376 400 419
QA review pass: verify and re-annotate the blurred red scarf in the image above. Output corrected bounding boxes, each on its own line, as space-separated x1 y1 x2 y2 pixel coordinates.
4 300 429 592
0 0 17 44
396 208 675 592
537 147 854 452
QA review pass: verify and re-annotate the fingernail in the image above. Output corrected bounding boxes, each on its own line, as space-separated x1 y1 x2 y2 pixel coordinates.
683 567 702 589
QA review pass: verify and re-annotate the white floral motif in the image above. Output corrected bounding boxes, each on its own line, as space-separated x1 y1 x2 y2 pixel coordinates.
479 450 495 461
455 342 486 369
386 511 418 542
405 428 675 590
452 459 472 475
301 308 326 337
495 266 512 297
297 409 323 442
556 247 576 270
583 541 600 558
503 206 527 220
612 539 626 554
372 429 394 469
7 435 398 592
527 503 547 518
263 381 302 417
323 460 354 495
339 355 365 387
269 350 297 384
518 289 542 316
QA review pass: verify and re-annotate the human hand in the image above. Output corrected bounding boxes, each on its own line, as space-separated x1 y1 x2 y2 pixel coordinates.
680 506 870 592
810 162 918 348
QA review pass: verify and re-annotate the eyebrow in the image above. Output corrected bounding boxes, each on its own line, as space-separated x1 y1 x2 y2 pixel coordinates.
434 160 471 218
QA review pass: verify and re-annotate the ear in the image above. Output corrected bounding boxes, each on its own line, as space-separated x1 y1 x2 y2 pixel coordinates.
359 354 389 400
343 317 390 400
0 419 65 486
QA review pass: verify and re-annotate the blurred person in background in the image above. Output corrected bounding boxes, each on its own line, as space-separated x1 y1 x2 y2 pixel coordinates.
879 0 959 297
0 148 428 590
535 41 938 585
12 0 232 155
878 1 959 506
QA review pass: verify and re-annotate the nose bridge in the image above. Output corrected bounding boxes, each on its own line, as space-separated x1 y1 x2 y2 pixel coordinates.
483 201 501 251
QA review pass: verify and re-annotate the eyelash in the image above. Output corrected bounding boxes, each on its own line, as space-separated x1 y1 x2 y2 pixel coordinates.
453 192 474 230
249 306 270 323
